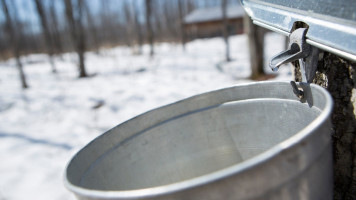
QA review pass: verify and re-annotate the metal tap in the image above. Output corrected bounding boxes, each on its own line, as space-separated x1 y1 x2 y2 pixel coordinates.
270 28 319 83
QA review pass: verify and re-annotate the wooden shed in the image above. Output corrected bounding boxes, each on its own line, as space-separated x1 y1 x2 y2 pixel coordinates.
184 5 246 40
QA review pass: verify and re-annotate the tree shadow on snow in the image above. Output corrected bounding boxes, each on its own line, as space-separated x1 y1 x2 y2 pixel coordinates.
0 132 73 150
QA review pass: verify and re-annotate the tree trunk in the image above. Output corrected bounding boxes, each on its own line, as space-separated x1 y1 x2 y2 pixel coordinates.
244 15 265 79
221 0 230 62
187 0 195 13
64 0 87 78
77 0 87 77
177 0 186 50
1 0 28 89
123 0 133 48
49 1 63 55
163 1 178 38
34 0 57 73
132 0 143 54
15 56 28 89
145 0 154 57
294 52 356 200
153 2 163 42
83 0 99 54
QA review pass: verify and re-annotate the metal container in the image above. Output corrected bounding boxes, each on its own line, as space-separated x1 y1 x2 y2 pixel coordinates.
65 81 333 200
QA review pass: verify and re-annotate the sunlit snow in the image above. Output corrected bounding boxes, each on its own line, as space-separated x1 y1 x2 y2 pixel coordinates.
0 33 291 200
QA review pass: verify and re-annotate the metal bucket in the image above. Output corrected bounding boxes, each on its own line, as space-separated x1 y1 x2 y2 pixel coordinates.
65 81 333 200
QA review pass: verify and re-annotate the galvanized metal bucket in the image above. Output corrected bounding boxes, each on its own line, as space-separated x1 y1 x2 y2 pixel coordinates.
65 81 333 200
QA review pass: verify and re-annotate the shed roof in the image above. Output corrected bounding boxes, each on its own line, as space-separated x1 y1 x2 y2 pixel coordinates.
184 5 245 24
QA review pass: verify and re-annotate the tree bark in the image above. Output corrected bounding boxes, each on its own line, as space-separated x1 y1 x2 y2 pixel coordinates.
76 0 87 77
132 0 143 54
244 15 265 79
187 0 195 13
221 0 230 62
1 0 28 89
123 0 133 48
49 1 63 54
83 0 99 54
64 0 87 78
294 52 356 200
153 1 163 41
163 1 178 38
34 0 57 73
177 0 186 50
145 0 154 57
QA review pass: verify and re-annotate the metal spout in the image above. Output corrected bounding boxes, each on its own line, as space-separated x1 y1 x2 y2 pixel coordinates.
270 43 303 71
270 28 311 72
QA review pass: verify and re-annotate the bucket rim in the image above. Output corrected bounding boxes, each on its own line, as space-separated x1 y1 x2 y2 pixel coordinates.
64 81 333 199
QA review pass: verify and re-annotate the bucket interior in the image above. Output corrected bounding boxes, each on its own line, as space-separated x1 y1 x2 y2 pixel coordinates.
68 96 322 191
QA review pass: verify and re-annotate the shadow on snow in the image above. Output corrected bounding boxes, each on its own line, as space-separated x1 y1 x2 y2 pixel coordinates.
0 132 73 150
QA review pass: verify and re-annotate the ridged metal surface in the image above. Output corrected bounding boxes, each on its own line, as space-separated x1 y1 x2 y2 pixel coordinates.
242 0 356 62
65 81 333 200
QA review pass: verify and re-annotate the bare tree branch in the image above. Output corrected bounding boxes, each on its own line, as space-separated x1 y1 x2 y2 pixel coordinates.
1 0 28 89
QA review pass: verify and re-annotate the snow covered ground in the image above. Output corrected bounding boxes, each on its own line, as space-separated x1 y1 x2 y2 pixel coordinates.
0 33 291 200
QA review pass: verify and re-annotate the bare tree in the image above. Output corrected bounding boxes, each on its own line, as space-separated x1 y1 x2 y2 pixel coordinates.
221 0 230 62
177 0 186 50
23 0 41 54
64 0 87 78
34 0 57 73
152 1 164 41
49 1 63 54
8 0 30 54
0 26 5 60
145 0 154 56
132 0 143 54
0 0 219 61
100 0 117 46
244 15 265 79
123 0 133 47
1 0 28 89
163 1 179 38
186 0 195 13
82 1 99 53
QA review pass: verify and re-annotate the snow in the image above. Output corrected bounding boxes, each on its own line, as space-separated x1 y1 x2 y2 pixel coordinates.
0 33 291 200
184 5 245 24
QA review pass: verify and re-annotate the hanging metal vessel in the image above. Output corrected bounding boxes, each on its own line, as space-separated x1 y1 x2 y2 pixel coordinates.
65 81 333 200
